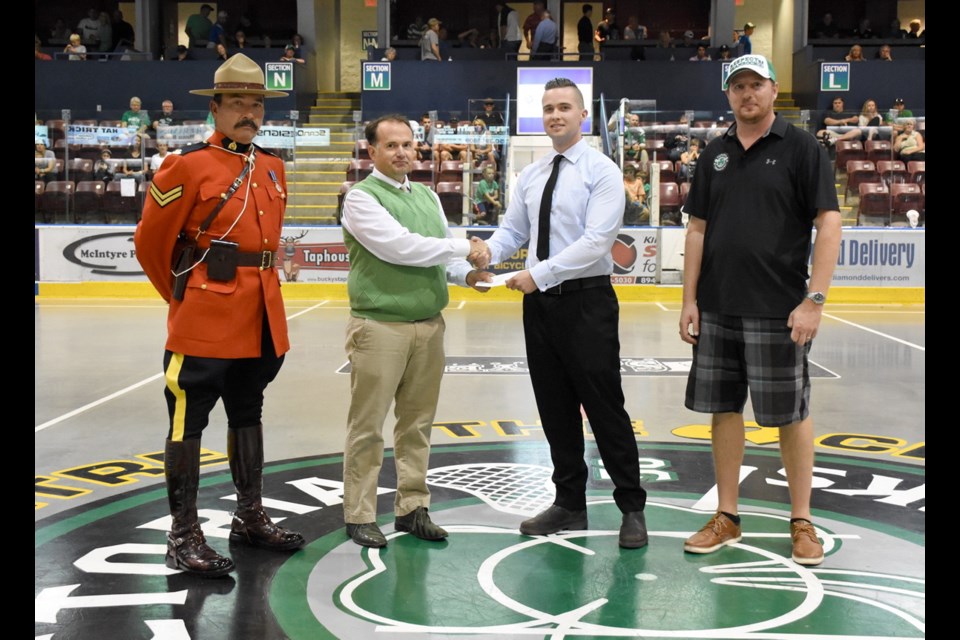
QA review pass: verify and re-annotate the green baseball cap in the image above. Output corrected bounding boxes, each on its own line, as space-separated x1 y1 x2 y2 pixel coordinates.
723 54 777 90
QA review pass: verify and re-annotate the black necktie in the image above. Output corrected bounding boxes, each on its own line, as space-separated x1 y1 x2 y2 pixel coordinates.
537 154 564 261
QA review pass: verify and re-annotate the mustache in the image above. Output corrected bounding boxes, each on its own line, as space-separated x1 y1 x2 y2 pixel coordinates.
235 119 259 130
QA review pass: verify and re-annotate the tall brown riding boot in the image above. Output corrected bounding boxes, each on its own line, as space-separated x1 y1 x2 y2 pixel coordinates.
164 438 235 577
228 424 305 550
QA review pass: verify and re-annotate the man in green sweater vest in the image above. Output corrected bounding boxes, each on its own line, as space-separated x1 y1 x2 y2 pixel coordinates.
340 114 491 548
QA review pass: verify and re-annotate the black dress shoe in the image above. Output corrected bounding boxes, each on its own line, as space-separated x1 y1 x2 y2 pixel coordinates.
395 507 448 541
346 523 387 548
520 505 588 535
619 511 648 549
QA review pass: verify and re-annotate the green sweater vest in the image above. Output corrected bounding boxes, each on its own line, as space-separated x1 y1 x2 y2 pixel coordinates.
344 177 450 322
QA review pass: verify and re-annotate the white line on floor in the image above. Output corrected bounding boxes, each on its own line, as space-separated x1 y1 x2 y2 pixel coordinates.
824 312 925 351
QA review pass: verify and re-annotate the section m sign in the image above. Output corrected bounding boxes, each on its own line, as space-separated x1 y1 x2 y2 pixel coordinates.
265 62 295 91
363 62 391 91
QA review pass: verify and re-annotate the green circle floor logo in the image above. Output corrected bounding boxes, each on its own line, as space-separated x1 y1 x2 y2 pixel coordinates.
35 442 924 639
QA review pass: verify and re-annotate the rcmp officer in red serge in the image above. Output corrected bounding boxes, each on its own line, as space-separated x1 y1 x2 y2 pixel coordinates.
134 54 304 578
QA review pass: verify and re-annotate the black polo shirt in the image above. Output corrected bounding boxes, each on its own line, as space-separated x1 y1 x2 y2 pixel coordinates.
578 16 593 44
682 114 838 318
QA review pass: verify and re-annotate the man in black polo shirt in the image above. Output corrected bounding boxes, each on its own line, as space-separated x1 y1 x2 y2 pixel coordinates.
678 54 842 567
577 4 594 61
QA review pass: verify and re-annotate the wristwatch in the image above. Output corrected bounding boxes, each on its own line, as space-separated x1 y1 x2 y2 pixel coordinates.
805 291 827 305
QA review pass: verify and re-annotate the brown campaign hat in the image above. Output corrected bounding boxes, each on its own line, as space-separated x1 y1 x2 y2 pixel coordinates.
190 54 288 98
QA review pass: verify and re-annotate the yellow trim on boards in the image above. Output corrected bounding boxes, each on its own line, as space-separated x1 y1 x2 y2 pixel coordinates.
36 281 925 305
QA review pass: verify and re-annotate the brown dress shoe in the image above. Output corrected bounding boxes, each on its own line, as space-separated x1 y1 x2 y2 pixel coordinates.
791 519 825 566
230 509 305 550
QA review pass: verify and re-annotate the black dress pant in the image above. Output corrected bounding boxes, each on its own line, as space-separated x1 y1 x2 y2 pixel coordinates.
522 283 646 513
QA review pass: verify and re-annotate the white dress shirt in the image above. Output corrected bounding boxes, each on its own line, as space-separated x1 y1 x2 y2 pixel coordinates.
341 167 473 285
487 138 625 290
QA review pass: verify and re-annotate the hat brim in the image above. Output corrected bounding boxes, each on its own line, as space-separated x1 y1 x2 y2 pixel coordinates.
190 88 288 98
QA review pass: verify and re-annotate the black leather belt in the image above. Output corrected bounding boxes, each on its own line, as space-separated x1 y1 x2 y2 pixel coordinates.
542 275 611 295
235 251 276 270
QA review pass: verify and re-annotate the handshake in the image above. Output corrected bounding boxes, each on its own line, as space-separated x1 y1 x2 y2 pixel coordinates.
467 236 493 269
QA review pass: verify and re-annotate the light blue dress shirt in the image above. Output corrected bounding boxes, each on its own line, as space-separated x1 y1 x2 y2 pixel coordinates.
532 18 558 51
487 138 625 291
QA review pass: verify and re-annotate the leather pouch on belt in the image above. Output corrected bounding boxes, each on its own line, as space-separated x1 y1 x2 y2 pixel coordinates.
206 239 239 282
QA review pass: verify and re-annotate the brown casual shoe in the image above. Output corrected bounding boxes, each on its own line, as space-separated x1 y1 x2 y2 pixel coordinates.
683 512 742 554
791 519 825 566
346 523 388 548
395 507 448 541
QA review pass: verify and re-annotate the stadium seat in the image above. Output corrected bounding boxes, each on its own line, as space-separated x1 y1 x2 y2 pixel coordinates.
835 140 866 174
845 160 878 198
40 180 74 223
652 160 676 184
346 159 374 181
103 181 141 223
435 181 465 224
353 140 370 159
907 160 925 185
679 181 692 205
66 158 94 183
865 139 893 163
876 160 908 187
35 181 44 220
410 161 437 185
439 161 466 183
856 182 890 225
74 181 106 223
44 119 66 143
890 183 922 224
658 182 682 225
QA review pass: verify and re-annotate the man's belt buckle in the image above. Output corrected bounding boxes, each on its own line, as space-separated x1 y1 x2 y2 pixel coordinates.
545 282 562 295
260 251 274 270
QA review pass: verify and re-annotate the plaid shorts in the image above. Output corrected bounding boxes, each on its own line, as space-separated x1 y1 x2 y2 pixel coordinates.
685 312 811 427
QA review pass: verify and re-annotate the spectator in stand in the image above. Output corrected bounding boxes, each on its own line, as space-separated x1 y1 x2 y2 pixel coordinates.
595 8 617 54
690 44 711 61
216 42 230 61
469 117 498 166
886 19 907 39
624 112 649 166
415 113 435 160
149 141 171 178
97 12 113 53
906 20 922 39
815 96 858 146
457 28 481 48
523 2 546 52
64 34 87 60
208 11 229 48
717 43 732 60
234 30 249 50
35 141 56 182
682 30 697 47
885 98 914 134
420 18 442 61
381 47 397 61
813 12 839 39
577 5 594 61
175 44 193 61
407 16 426 40
185 4 214 48
77 9 101 48
122 97 151 134
50 18 71 45
664 113 691 162
291 33 306 58
735 22 755 56
93 148 115 184
495 3 523 55
853 18 875 40
531 9 558 60
856 99 884 141
153 100 180 134
623 16 646 40
481 98 504 127
622 164 649 226
877 44 894 61
281 44 305 64
893 118 924 162
474 164 502 225
657 30 674 48
122 135 146 182
112 10 135 48
35 36 53 60
679 136 701 182
844 44 866 62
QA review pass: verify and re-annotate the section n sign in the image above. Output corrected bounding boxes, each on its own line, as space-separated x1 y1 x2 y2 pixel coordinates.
265 62 294 91
363 62 391 91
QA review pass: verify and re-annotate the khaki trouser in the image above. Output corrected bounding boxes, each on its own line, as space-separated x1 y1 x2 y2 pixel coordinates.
342 314 446 524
